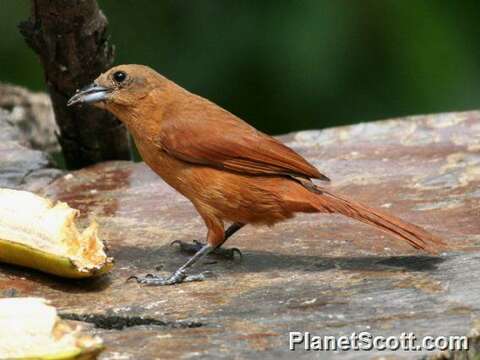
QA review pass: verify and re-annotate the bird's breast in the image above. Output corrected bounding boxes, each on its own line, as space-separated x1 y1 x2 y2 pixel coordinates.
132 135 190 190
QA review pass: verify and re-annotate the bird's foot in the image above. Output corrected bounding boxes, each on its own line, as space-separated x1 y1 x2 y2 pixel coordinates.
170 240 242 260
127 270 213 286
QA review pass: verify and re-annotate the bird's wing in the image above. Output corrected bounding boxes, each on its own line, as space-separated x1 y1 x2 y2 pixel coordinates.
154 103 329 181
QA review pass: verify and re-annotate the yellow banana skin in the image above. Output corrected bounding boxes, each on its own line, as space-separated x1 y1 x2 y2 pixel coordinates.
0 188 113 278
0 298 105 359
12 345 104 360
0 239 113 278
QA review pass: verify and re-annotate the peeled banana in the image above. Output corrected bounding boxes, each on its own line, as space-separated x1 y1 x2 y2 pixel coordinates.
0 188 113 278
0 297 104 360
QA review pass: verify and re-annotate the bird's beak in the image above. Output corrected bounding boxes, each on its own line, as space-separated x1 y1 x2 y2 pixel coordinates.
67 83 111 107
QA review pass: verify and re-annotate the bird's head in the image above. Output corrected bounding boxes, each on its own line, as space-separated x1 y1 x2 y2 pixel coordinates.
67 64 167 114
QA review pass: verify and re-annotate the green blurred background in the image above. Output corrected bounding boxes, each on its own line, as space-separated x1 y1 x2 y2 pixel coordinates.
1 0 479 135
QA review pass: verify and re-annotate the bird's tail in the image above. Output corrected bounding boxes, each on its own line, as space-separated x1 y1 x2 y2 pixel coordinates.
304 187 447 254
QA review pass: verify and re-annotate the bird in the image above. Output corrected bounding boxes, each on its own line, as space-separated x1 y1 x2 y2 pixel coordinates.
68 64 447 285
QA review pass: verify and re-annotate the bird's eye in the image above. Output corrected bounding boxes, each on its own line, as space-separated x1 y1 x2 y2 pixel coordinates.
113 71 127 83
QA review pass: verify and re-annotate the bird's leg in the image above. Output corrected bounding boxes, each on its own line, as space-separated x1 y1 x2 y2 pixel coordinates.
130 244 214 285
131 215 226 286
171 222 244 259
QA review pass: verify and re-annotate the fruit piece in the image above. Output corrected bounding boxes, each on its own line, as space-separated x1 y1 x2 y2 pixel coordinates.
0 297 104 360
0 188 113 278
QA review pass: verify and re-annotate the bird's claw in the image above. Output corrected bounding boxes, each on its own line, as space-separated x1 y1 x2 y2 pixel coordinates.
170 239 203 252
171 240 242 260
127 270 214 286
225 247 243 260
184 271 215 282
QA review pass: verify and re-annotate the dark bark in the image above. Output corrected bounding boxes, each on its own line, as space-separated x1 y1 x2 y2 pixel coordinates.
19 0 130 169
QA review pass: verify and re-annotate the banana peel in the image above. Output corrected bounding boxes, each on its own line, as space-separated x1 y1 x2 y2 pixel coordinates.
0 188 113 278
0 297 104 360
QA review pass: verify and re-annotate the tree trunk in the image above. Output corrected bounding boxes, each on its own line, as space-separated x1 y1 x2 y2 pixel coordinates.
19 0 130 169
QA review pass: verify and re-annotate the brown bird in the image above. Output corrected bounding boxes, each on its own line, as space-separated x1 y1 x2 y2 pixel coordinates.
68 64 447 285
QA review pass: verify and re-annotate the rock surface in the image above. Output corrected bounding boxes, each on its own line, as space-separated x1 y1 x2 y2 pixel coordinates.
1 110 480 359
0 87 62 191
0 83 59 153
